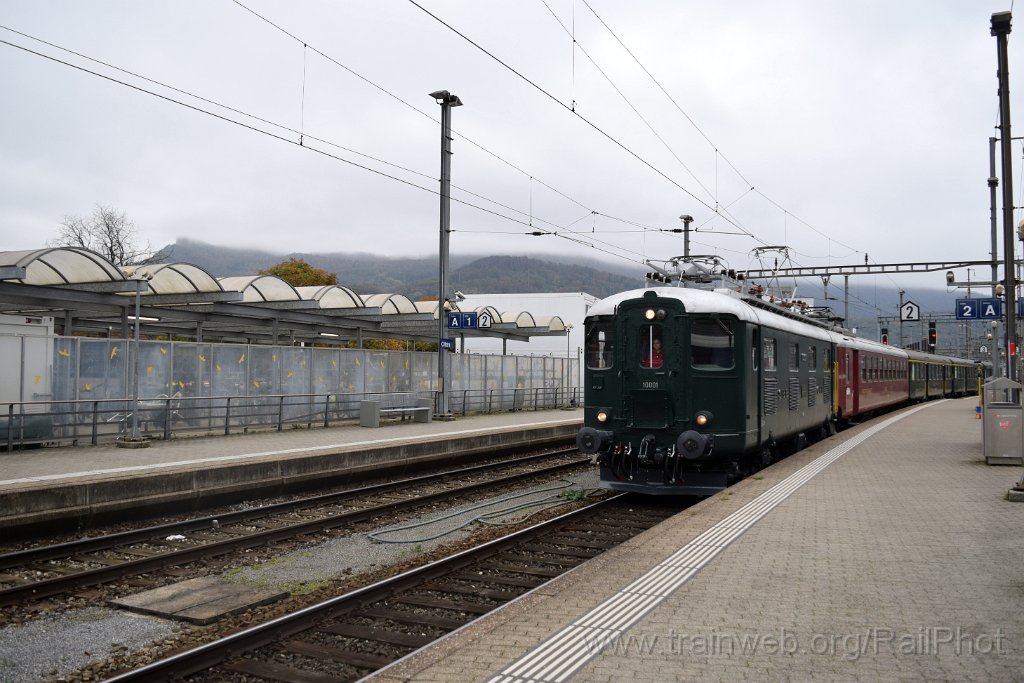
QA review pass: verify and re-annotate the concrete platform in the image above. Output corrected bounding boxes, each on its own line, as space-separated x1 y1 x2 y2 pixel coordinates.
371 398 1024 682
108 576 287 625
0 408 581 535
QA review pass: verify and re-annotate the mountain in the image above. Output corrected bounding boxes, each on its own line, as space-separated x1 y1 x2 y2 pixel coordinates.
155 238 965 326
155 238 642 299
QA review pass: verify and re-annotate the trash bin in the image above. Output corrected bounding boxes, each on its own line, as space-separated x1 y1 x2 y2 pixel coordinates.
982 377 1024 465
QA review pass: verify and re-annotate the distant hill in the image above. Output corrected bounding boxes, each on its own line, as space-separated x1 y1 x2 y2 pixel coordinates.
155 238 965 328
155 238 642 299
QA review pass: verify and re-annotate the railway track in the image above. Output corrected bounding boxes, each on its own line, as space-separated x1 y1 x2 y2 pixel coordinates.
104 495 677 682
0 450 589 611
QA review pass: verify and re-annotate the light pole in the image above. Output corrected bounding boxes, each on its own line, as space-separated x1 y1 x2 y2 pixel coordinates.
898 289 905 348
118 274 152 448
992 11 1016 382
430 89 462 418
565 324 574 406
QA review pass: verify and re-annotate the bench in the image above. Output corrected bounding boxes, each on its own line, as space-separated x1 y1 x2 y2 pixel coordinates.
359 398 433 428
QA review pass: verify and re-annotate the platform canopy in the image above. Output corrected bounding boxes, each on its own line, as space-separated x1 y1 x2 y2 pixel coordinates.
0 248 567 345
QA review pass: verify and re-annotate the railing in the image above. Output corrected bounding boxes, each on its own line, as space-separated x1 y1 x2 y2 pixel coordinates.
0 386 581 451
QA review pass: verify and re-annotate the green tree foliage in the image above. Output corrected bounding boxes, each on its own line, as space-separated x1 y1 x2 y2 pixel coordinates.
259 258 337 286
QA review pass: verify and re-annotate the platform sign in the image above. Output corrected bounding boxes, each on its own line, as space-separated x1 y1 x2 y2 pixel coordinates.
446 312 478 329
956 299 979 319
976 298 1002 320
439 338 455 351
956 298 1002 320
477 311 493 329
900 301 920 322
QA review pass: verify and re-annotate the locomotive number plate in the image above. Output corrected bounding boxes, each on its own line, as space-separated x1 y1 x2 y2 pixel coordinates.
641 380 660 389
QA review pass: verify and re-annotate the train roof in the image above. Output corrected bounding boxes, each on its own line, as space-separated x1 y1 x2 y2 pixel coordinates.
587 286 910 356
587 287 980 365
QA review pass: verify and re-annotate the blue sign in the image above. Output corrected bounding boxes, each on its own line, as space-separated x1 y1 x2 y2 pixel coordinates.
955 299 978 319
439 338 455 351
957 299 1002 320
446 312 478 329
977 298 1002 320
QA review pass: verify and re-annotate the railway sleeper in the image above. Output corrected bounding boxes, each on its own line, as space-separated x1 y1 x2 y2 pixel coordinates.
284 639 394 670
319 623 435 648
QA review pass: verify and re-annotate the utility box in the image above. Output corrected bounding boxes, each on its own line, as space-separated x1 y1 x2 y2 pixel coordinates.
982 377 1024 465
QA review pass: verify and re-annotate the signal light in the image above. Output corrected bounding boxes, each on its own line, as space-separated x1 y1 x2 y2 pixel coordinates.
881 327 888 345
928 321 937 351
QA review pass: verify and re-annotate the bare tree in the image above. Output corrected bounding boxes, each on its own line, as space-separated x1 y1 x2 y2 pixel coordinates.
49 205 156 266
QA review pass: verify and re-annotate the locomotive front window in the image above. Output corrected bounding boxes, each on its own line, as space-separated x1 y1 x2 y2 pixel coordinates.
640 325 664 368
586 322 615 370
691 319 734 369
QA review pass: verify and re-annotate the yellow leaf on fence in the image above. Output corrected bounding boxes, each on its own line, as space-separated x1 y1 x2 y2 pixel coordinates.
110 347 119 359
146 366 154 375
57 349 70 358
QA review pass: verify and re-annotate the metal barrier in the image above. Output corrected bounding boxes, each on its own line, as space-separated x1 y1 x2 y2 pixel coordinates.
0 385 582 450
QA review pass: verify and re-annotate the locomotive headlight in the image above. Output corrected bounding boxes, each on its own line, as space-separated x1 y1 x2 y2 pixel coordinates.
645 308 656 320
597 409 610 423
695 411 713 427
644 308 667 321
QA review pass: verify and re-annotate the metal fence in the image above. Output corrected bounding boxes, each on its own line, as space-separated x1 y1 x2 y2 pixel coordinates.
0 336 579 449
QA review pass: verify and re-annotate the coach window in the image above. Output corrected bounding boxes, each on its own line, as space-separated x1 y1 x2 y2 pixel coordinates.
691 319 735 369
763 338 777 371
640 325 664 369
585 322 615 370
809 346 818 370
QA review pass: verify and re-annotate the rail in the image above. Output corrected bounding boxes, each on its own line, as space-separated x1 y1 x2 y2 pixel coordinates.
0 386 582 450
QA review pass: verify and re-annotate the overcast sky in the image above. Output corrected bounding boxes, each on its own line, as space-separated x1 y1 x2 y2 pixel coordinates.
0 1 1021 301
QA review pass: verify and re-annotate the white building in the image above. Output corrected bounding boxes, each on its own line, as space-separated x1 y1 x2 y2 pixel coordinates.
458 292 598 383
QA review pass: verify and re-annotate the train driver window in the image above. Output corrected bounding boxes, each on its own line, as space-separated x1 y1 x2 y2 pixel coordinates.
585 322 614 370
691 319 734 369
640 325 664 368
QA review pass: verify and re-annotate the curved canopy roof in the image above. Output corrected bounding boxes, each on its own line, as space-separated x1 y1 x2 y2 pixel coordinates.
219 275 301 302
502 311 538 327
362 293 418 314
123 263 224 295
296 285 364 309
0 248 125 285
532 315 567 332
0 245 567 344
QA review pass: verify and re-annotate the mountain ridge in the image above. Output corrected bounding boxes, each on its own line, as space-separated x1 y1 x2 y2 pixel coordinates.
155 238 964 329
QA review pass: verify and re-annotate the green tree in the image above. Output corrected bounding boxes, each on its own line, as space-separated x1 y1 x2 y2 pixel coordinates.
259 258 337 286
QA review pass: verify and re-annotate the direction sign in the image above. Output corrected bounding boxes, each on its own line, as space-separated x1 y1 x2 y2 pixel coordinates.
439 338 455 351
900 301 920 322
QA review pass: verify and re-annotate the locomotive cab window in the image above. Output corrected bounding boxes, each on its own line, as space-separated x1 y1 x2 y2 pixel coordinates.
764 338 777 371
691 319 734 369
640 325 664 368
585 322 615 370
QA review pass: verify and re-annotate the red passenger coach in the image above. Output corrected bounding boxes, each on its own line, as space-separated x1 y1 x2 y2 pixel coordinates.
834 335 909 420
